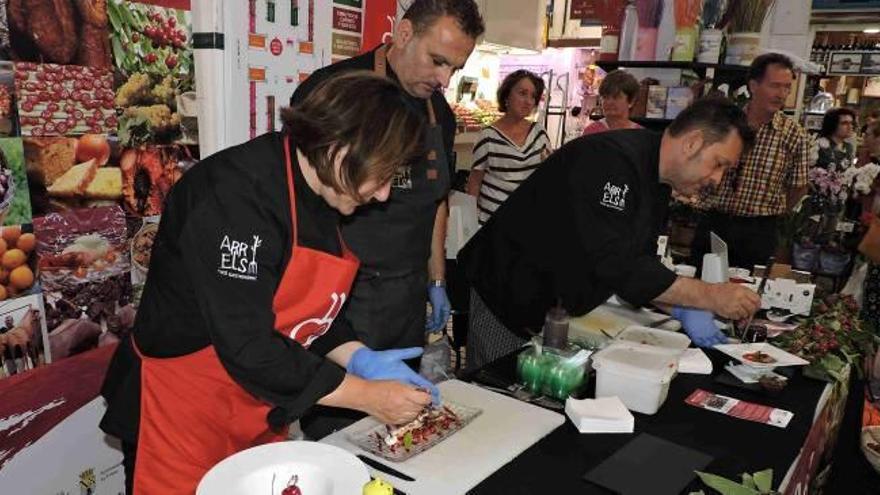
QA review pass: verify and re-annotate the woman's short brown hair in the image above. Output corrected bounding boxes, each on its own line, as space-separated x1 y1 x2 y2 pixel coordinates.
599 70 640 103
281 71 426 201
497 70 545 113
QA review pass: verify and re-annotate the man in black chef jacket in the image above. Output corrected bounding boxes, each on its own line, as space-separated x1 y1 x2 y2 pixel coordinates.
459 98 764 369
289 0 484 437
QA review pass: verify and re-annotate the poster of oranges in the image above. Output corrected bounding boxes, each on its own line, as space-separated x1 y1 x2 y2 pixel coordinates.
0 224 38 301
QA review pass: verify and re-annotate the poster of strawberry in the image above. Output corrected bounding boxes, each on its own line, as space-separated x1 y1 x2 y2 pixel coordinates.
109 0 196 146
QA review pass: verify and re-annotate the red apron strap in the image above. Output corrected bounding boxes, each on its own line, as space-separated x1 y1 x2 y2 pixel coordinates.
282 136 299 247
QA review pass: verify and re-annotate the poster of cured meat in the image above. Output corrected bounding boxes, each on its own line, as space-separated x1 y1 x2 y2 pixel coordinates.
2 0 112 69
34 206 134 363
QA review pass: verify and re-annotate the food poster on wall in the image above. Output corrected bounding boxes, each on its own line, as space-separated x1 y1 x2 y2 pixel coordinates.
34 206 134 363
0 138 32 225
109 0 196 147
13 62 116 136
0 61 17 136
2 0 112 68
128 214 158 306
0 293 50 380
23 134 121 216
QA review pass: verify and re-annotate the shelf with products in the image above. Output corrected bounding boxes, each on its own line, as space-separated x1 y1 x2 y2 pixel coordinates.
595 60 750 77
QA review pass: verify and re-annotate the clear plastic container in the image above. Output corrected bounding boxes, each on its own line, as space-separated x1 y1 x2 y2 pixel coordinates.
592 346 678 415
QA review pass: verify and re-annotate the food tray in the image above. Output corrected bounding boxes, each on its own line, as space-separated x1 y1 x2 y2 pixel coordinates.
347 402 482 462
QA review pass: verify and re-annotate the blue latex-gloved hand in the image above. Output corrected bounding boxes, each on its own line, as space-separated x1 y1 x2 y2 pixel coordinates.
671 307 728 348
426 285 452 333
347 347 440 405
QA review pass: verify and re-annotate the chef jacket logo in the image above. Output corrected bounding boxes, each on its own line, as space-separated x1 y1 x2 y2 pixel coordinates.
600 181 629 211
79 467 96 494
218 235 261 281
287 292 346 347
392 167 413 190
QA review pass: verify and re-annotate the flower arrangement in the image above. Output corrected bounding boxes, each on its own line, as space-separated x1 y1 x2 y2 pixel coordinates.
773 294 878 381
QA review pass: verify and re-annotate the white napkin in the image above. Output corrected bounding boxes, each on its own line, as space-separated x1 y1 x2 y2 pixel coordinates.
565 396 634 434
678 348 713 374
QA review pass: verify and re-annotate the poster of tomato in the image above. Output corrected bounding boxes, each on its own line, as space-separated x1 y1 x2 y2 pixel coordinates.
109 0 196 147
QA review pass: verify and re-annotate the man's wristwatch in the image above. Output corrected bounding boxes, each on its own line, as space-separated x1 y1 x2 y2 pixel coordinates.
429 279 446 288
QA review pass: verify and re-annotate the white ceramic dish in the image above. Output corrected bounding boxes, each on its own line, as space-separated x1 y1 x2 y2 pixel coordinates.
197 441 369 495
714 342 809 370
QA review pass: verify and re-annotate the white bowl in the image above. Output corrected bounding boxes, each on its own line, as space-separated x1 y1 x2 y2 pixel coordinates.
197 441 369 495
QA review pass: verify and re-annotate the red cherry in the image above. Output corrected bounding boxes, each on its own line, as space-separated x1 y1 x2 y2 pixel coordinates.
21 101 34 112
145 52 158 64
167 16 177 27
165 55 178 69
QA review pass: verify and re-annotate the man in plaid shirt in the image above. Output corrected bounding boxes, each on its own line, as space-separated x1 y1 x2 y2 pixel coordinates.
691 53 810 270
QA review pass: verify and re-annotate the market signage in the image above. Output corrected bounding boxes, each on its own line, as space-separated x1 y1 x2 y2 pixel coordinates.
332 33 361 58
334 0 363 8
333 7 362 33
570 0 598 20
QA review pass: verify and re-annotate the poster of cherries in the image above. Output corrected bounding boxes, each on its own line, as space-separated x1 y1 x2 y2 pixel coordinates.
0 0 200 373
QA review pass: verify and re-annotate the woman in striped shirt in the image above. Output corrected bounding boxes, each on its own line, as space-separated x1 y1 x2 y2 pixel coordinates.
466 70 551 224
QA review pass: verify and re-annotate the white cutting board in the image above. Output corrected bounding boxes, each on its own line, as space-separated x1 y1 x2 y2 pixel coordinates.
321 380 564 495
570 302 681 347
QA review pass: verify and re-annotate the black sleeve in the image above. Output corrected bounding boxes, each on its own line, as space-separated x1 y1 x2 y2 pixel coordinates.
436 97 457 173
308 313 357 357
179 168 345 423
569 148 677 306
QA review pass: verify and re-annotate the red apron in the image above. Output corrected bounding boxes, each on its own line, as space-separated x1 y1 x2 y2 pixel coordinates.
132 136 359 494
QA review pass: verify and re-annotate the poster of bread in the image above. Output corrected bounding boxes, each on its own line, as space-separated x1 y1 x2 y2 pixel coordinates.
23 133 126 215
34 206 134 360
2 0 112 69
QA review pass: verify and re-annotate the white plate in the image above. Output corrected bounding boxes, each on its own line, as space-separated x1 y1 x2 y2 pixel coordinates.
197 441 370 495
714 342 809 370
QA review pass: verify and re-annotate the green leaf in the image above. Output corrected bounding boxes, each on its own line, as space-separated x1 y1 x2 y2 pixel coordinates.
107 1 124 32
696 472 759 495
753 469 773 493
403 432 413 449
741 474 757 490
111 37 126 71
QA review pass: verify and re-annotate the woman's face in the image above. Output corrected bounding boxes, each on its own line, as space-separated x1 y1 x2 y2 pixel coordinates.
600 91 633 120
320 148 393 215
834 114 855 141
506 77 539 120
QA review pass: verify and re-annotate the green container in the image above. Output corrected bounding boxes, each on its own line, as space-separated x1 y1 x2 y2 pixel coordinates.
517 348 587 399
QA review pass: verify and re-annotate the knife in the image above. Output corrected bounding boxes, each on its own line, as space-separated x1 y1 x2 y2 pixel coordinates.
358 454 416 482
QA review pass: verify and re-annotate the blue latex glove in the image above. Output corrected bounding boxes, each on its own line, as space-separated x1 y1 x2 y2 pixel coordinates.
347 347 440 405
671 307 728 348
426 285 452 333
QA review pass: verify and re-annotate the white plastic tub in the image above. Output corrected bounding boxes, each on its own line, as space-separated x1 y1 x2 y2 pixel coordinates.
592 346 678 415
615 325 690 355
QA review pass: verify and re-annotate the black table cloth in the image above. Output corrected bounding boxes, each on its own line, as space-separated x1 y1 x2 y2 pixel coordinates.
466 348 828 494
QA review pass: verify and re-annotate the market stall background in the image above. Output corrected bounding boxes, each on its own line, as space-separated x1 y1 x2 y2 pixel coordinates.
1 0 879 493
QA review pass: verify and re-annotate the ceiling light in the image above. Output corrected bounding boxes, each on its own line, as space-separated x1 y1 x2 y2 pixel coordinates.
864 28 880 34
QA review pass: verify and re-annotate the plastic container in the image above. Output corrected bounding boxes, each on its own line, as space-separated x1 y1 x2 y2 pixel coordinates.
593 346 678 415
614 326 690 357
517 347 590 399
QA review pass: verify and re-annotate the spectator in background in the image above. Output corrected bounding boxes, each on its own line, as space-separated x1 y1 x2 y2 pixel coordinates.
861 112 880 165
582 69 643 136
690 53 810 271
466 69 551 225
816 107 856 172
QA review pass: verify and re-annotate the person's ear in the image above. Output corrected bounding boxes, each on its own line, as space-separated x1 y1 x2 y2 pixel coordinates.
395 18 414 48
681 129 705 159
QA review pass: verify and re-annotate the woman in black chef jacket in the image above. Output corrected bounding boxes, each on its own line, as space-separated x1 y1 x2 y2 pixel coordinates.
100 72 437 495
